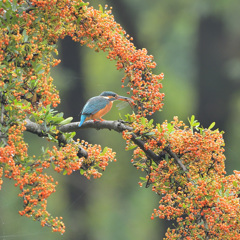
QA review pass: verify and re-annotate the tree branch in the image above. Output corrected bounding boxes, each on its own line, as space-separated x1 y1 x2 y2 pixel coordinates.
24 119 191 181
58 120 133 132
24 119 88 158
0 93 4 124
59 121 162 163
59 120 163 163
164 146 187 172
24 119 45 136
0 92 7 145
24 119 161 161
130 132 162 163
164 146 194 184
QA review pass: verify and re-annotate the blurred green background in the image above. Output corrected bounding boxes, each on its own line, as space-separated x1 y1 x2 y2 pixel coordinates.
1 0 240 239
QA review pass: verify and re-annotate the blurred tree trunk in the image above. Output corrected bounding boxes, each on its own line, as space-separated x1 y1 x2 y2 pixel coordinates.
60 37 90 240
196 16 231 131
196 15 240 172
60 37 86 119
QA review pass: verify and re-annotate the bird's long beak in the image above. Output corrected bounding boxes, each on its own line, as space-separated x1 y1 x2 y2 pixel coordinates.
115 95 133 102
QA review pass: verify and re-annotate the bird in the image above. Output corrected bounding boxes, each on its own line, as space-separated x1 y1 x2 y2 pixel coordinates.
79 91 133 127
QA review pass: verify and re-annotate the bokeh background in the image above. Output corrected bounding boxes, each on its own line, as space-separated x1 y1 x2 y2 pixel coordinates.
1 0 240 239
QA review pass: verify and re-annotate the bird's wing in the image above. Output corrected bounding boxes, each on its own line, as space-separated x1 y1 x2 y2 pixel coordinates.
82 96 109 115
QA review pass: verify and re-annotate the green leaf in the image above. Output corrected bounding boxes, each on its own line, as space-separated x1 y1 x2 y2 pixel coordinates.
135 136 142 139
204 195 213 200
208 122 215 130
141 117 146 126
59 117 73 125
126 145 137 151
5 9 12 22
188 115 201 132
80 169 85 175
99 4 103 13
144 132 155 136
2 0 12 9
124 114 134 123
47 116 64 124
79 2 88 7
148 119 154 125
118 113 123 120
167 123 174 133
64 132 76 140
22 29 28 42
77 16 82 24
51 161 55 169
47 133 58 142
156 123 162 132
139 177 146 181
100 147 108 156
199 127 204 135
21 102 31 110
37 69 45 75
190 115 195 123
233 181 238 187
0 65 7 69
63 169 67 175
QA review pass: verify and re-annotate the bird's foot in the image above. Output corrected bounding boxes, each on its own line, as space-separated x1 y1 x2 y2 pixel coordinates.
93 119 104 123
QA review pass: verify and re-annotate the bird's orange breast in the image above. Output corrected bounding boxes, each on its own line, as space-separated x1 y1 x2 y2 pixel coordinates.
89 101 113 120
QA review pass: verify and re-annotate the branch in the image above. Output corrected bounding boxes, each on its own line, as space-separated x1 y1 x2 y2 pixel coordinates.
0 93 4 124
130 133 162 163
59 120 164 164
0 92 7 145
24 119 191 182
59 120 162 162
24 119 161 162
164 146 194 184
164 146 187 172
24 119 45 136
58 120 133 132
24 119 88 158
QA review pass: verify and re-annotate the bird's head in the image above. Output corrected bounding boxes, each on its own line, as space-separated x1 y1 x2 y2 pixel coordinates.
99 91 133 102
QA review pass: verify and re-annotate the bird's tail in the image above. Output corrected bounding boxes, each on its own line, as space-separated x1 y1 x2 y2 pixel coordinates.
79 115 87 127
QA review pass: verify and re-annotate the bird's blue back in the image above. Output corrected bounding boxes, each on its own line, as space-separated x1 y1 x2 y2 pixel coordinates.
82 96 109 115
79 96 109 127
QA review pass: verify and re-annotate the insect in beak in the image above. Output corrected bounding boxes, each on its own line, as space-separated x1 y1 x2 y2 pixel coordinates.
115 95 134 109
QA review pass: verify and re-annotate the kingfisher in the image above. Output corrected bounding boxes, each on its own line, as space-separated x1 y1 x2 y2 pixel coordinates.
79 91 133 127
